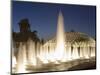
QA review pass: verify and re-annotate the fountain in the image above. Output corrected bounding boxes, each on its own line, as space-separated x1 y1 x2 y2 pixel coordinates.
27 39 37 66
54 11 66 61
12 10 96 74
16 43 27 73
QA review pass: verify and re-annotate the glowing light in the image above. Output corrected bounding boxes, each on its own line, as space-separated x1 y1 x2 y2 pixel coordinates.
12 10 96 73
72 46 79 59
27 39 37 66
16 43 26 73
55 10 65 61
12 56 17 68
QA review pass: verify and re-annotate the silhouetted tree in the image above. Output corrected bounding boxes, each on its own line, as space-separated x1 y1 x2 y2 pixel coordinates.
13 18 40 45
18 18 31 33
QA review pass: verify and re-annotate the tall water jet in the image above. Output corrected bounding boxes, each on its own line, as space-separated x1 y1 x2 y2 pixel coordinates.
55 11 66 61
72 44 80 59
12 42 17 68
16 43 27 73
27 39 37 66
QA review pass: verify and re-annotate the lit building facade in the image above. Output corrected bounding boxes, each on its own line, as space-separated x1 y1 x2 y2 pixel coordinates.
43 32 96 60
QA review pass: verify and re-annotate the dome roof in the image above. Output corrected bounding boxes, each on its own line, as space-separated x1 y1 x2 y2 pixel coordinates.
47 32 95 45
65 32 95 43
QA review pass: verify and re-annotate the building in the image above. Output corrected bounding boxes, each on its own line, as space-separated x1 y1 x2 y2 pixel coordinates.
43 32 96 60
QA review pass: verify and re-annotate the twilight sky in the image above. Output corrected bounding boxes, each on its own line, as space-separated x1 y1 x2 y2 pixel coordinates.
12 1 96 40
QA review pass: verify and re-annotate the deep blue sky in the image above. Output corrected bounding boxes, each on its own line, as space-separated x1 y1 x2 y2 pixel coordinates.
12 1 96 39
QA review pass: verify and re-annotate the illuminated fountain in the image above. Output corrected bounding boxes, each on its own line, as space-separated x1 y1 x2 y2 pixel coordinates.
16 43 27 73
27 39 37 66
12 11 96 74
12 43 17 72
54 11 66 62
